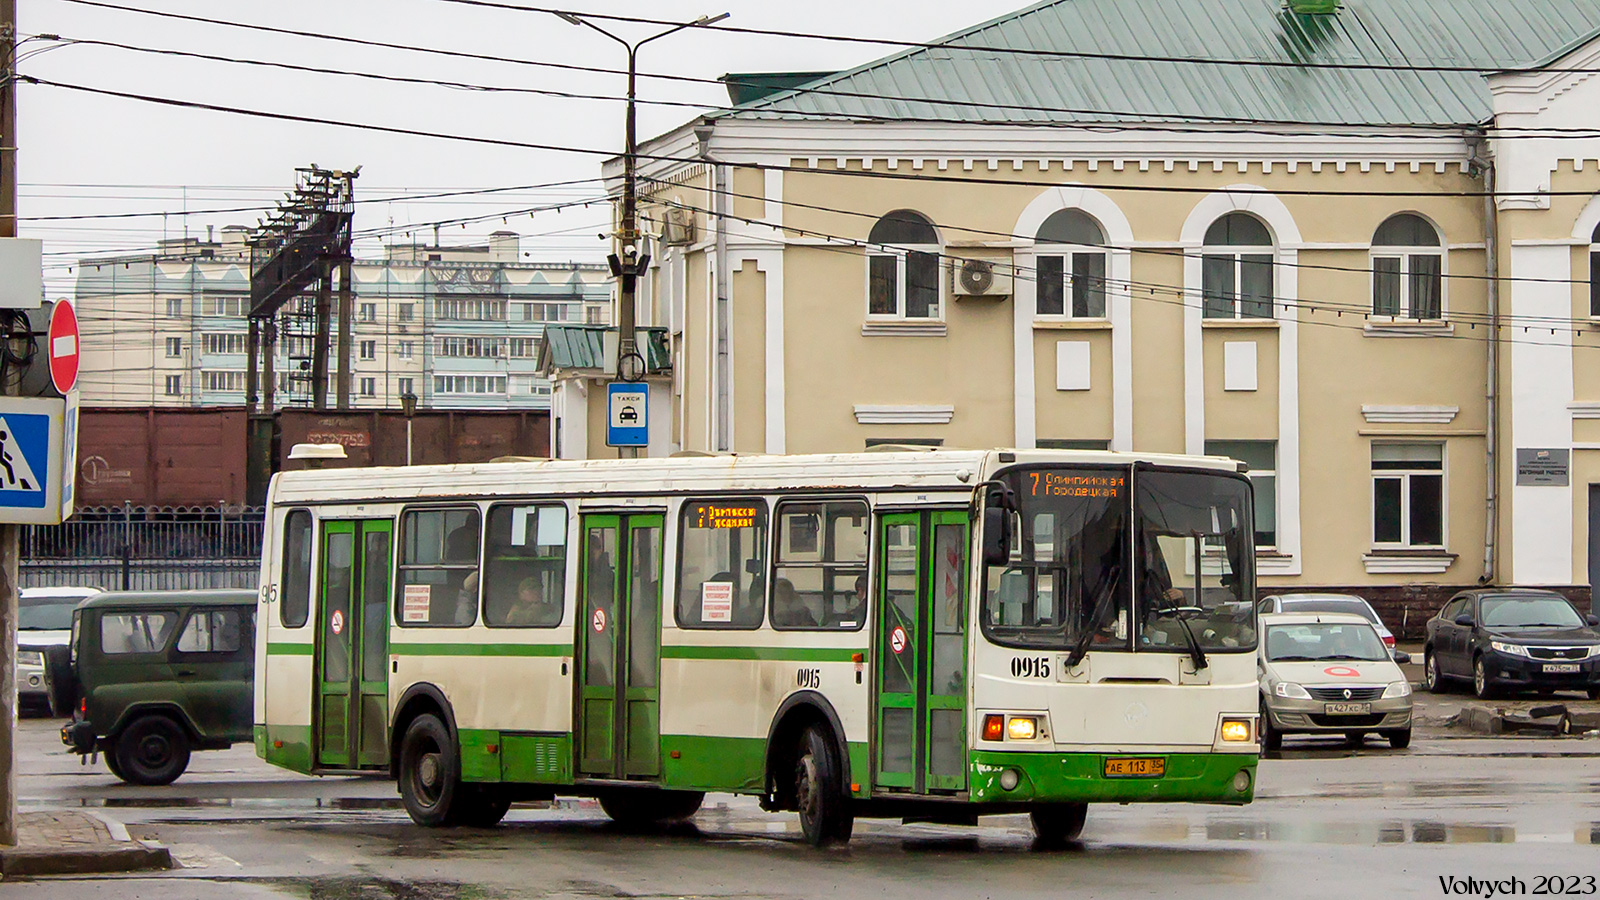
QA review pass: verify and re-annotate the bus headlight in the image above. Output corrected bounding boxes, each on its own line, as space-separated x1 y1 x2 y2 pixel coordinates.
1220 718 1253 743
1007 717 1038 741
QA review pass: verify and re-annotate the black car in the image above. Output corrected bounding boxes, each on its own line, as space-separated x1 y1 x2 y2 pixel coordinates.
1421 589 1600 700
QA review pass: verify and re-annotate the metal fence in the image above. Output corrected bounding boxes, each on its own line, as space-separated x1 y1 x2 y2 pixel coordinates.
21 505 264 593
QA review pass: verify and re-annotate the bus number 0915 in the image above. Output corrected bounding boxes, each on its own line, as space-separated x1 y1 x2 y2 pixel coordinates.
1011 657 1051 679
797 668 822 689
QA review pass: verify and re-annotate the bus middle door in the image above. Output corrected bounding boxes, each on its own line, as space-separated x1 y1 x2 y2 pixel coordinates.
314 518 394 771
873 509 969 794
575 513 665 780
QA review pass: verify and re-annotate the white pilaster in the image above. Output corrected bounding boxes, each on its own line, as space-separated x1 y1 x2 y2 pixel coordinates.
1509 243 1574 584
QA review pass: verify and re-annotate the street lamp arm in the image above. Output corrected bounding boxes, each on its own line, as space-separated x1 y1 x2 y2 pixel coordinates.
636 13 729 50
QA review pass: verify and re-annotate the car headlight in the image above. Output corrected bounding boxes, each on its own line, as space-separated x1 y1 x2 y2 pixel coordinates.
1490 640 1531 658
1273 681 1311 699
1382 681 1412 699
1589 646 1600 660
16 650 43 667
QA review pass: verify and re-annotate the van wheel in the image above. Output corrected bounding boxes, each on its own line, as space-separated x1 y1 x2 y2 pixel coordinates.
104 751 126 781
398 714 461 827
794 725 851 847
1031 803 1088 846
113 715 191 786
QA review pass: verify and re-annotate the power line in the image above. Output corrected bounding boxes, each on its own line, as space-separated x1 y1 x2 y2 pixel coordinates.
429 0 1600 76
31 75 1600 200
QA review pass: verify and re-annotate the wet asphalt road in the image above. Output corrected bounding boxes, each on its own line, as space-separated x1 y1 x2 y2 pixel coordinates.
9 710 1600 900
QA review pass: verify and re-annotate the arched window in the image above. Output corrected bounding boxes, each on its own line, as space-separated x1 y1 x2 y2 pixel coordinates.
1371 214 1443 320
1035 209 1107 318
1201 213 1274 319
867 210 940 320
1590 222 1599 318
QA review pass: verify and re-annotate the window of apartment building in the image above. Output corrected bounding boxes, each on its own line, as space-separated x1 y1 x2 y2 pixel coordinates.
1590 223 1599 317
1035 209 1108 319
398 303 415 323
434 375 507 395
585 305 606 325
165 337 183 358
508 338 538 359
208 295 247 317
360 377 376 397
1202 213 1274 320
202 333 246 355
166 299 183 318
397 341 414 359
398 376 415 396
203 371 246 392
437 337 504 358
1204 440 1277 548
1372 443 1443 548
164 375 182 396
522 302 566 323
434 297 507 322
359 302 377 323
1371 214 1443 320
360 340 377 361
867 210 941 320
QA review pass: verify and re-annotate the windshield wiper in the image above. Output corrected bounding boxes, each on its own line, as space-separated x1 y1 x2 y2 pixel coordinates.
1065 564 1123 670
1158 605 1208 671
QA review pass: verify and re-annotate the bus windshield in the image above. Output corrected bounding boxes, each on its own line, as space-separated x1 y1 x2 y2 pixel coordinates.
1135 469 1257 653
982 467 1129 651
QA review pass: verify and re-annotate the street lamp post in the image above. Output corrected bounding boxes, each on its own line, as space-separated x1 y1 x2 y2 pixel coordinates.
400 391 418 466
555 11 728 438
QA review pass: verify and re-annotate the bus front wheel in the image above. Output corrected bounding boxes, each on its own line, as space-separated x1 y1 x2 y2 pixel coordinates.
399 713 462 827
794 725 852 847
1031 803 1088 846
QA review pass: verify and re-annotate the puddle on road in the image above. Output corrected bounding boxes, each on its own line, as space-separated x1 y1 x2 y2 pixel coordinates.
1186 820 1600 845
256 876 500 900
19 796 406 811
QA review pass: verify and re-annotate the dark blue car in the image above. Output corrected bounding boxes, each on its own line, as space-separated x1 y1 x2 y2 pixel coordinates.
1421 589 1600 700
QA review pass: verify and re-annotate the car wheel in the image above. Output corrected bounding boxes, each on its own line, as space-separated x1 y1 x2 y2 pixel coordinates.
113 715 192 786
1031 803 1088 847
794 725 851 847
1385 729 1412 749
1423 651 1446 694
1473 656 1495 700
1343 732 1365 747
398 713 461 827
1259 702 1282 752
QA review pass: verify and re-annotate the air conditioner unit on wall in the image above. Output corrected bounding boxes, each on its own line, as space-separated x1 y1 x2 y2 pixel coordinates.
950 250 1014 298
660 207 697 247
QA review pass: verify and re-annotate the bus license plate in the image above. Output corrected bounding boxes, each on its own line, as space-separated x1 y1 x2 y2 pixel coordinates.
1324 702 1371 715
1543 663 1580 674
1104 757 1164 778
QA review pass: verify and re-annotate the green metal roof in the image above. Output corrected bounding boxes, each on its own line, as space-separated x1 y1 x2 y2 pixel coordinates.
538 326 671 375
715 0 1600 128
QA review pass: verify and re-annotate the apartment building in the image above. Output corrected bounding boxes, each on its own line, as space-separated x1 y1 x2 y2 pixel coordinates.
75 228 612 411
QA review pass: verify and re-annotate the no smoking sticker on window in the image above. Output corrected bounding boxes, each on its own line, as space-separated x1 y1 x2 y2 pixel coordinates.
331 610 345 636
592 608 607 634
890 625 908 655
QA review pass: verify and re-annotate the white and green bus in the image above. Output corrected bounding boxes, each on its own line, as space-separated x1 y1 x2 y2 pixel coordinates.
254 449 1260 845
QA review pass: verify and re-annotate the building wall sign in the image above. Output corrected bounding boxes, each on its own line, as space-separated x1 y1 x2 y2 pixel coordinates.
1515 448 1570 486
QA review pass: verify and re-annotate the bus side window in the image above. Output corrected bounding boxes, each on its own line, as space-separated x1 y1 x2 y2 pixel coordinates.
676 499 767 629
396 507 482 627
482 504 566 628
280 509 313 628
771 500 868 631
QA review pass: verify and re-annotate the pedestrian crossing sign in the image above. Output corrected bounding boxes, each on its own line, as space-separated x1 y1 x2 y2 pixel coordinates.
0 396 69 524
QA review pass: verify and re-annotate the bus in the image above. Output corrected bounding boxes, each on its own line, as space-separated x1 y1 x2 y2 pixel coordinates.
254 449 1259 846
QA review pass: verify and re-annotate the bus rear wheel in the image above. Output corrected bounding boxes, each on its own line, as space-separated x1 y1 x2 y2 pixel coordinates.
794 725 852 847
1031 803 1088 846
399 713 462 827
599 790 704 828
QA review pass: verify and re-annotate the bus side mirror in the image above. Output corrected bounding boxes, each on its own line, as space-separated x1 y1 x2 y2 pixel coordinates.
981 508 1012 567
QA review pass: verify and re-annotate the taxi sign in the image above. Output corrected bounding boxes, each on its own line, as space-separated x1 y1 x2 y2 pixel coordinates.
607 382 648 447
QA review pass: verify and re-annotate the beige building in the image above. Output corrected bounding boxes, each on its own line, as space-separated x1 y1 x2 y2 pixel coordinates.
549 0 1600 612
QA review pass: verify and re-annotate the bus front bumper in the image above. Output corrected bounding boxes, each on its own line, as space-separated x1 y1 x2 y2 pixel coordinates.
970 750 1257 805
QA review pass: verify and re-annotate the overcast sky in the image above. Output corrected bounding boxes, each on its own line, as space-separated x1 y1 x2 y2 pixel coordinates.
19 0 1025 295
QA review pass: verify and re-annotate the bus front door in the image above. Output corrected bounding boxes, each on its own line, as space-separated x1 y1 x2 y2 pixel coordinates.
314 519 394 771
575 514 665 779
874 510 969 794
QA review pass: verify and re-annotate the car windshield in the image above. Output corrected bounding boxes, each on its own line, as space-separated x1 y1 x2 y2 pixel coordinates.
1480 596 1584 629
1279 598 1378 625
1265 622 1388 662
19 595 87 630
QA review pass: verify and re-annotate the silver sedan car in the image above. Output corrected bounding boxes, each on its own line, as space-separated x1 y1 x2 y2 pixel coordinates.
1258 612 1414 750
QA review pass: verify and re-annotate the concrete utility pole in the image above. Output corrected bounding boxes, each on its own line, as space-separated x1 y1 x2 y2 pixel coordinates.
1 0 19 848
553 11 727 457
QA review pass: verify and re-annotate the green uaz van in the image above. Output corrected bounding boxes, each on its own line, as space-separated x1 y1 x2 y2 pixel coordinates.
62 590 257 785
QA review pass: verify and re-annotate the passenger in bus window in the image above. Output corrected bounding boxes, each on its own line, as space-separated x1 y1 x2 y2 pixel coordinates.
773 579 817 628
503 576 551 626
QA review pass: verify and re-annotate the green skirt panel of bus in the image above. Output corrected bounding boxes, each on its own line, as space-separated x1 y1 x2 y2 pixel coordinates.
970 751 1256 804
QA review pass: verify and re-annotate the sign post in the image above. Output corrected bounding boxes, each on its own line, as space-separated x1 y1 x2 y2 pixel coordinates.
607 382 649 449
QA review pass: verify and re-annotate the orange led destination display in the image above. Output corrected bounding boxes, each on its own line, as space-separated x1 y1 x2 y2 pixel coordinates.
1028 471 1125 499
694 504 761 529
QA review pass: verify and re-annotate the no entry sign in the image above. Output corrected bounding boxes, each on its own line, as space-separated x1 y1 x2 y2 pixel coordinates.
48 300 80 395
